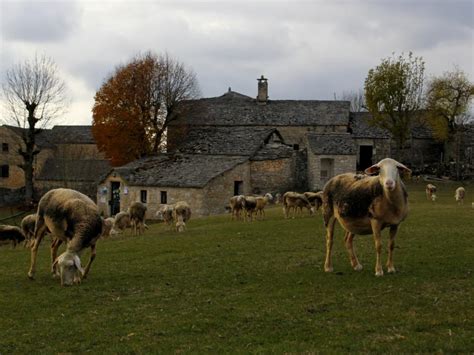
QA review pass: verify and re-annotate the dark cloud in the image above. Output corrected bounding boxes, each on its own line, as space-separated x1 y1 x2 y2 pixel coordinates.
0 0 82 42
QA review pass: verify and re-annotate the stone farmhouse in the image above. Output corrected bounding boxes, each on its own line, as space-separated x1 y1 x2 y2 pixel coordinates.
98 76 472 218
0 125 111 204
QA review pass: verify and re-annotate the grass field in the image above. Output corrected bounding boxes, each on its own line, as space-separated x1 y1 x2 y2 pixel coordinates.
0 182 473 353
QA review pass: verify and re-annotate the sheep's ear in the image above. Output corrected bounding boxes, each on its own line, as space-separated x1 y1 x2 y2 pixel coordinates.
364 164 380 175
73 255 84 275
396 162 412 174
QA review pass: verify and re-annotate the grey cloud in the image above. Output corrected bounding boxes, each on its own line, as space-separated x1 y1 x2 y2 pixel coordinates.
1 0 82 42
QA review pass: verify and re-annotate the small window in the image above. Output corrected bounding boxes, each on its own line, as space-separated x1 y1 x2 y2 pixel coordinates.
140 190 147 204
160 191 167 204
293 144 299 151
2 143 8 152
1 165 9 178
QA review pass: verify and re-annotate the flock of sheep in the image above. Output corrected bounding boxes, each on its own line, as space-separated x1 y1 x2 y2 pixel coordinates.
0 158 469 286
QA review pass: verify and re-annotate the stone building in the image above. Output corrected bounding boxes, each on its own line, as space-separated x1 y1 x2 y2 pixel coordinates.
0 124 111 203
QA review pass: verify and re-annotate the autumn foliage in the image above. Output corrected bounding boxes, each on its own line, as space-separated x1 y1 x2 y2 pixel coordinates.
92 52 200 166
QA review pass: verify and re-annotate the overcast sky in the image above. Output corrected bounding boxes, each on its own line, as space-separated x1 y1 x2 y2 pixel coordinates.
1 0 473 125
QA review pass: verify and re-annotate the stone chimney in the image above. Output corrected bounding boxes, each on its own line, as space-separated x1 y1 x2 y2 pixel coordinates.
256 75 268 104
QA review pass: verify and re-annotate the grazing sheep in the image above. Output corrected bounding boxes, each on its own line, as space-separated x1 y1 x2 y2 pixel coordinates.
322 158 411 276
0 225 25 248
21 213 37 248
242 196 258 221
28 188 103 286
101 217 115 238
304 191 323 212
128 202 147 236
173 201 191 232
255 193 273 220
455 187 465 205
112 211 131 234
282 192 314 219
229 195 245 221
426 183 437 201
274 193 282 204
156 204 175 229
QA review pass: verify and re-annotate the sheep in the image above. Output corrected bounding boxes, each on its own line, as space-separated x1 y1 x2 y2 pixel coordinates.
282 192 314 219
304 191 323 212
156 204 175 229
322 158 411 277
242 196 258 221
274 192 282 204
101 217 115 238
28 188 103 286
173 201 191 232
229 195 245 221
255 193 273 220
455 187 465 205
426 183 437 201
21 213 37 248
128 202 147 236
0 225 25 248
111 211 131 234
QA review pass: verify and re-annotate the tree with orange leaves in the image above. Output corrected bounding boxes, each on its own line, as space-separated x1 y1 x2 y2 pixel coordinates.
92 52 200 166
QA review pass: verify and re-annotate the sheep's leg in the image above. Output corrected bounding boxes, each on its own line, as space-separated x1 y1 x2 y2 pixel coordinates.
324 217 336 272
386 225 398 273
50 238 63 275
370 219 384 276
344 232 362 271
28 223 47 279
82 244 96 279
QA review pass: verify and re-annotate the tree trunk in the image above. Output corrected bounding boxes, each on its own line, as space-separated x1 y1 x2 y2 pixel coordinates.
23 109 38 204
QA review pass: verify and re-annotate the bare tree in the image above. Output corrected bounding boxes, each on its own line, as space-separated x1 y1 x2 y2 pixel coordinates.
2 54 67 203
338 89 367 112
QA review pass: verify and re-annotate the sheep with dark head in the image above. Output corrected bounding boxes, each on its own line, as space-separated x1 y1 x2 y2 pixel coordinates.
322 158 411 276
173 201 191 232
0 225 25 248
304 191 323 212
128 202 147 235
28 188 103 286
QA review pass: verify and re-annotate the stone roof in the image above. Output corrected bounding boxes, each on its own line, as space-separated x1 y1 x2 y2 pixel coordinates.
307 133 357 155
50 125 96 144
2 125 56 148
110 154 249 188
174 90 350 126
175 126 286 156
36 159 112 182
350 112 434 139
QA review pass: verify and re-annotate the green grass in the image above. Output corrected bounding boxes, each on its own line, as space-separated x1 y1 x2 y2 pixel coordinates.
0 182 473 353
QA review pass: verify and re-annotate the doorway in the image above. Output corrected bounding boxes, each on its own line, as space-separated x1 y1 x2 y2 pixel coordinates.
359 145 373 171
234 181 243 196
110 181 121 216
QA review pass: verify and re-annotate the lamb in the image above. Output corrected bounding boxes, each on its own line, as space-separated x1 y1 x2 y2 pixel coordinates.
156 204 175 229
112 211 131 234
282 192 314 218
28 188 103 286
426 183 437 201
322 158 411 276
242 196 258 221
255 193 273 220
101 217 115 238
0 225 25 248
173 201 191 232
21 213 37 248
128 201 147 235
304 191 323 212
455 187 465 205
229 195 245 221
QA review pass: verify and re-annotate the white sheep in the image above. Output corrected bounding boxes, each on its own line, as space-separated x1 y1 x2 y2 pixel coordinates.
128 201 147 235
282 192 314 218
28 188 103 286
229 195 245 221
156 204 175 229
112 211 131 234
455 187 465 205
173 201 191 232
426 183 437 201
255 193 273 220
322 158 411 277
101 217 115 238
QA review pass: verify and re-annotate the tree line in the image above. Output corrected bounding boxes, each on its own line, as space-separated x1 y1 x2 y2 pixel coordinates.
1 51 473 203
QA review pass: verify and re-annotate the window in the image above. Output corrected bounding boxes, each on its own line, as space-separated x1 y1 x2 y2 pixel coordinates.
234 181 243 196
160 191 167 204
1 165 9 178
320 158 334 181
140 190 147 204
2 143 8 152
293 144 299 151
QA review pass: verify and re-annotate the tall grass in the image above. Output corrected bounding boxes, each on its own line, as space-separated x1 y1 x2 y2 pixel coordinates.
0 182 472 353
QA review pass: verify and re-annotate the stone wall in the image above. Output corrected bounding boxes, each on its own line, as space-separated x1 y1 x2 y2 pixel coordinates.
55 143 105 160
307 154 356 191
250 158 294 194
36 180 99 202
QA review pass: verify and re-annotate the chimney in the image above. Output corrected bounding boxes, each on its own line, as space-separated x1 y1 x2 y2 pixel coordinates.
256 75 268 104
